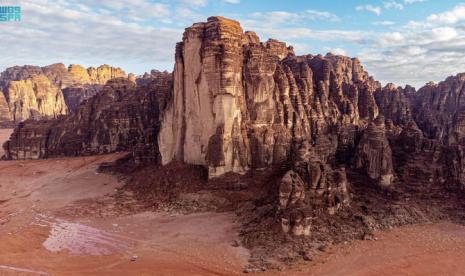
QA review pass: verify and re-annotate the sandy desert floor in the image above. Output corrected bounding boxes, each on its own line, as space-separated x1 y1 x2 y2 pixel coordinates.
1 128 465 275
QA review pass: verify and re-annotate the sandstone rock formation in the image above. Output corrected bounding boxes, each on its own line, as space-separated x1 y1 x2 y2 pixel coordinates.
3 73 172 160
0 63 127 124
354 116 395 187
5 16 465 241
62 84 103 112
374 83 412 126
156 17 385 236
0 92 12 125
5 75 68 122
159 16 381 180
68 64 126 86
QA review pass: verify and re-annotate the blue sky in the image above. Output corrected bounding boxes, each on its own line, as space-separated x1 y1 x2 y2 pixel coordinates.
2 0 465 87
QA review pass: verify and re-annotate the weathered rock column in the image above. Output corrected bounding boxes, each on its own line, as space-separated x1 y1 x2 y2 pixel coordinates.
158 16 250 177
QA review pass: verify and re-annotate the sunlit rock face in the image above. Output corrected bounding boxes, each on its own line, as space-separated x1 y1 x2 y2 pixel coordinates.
158 16 381 178
0 63 127 124
5 75 68 122
69 64 126 86
0 91 12 124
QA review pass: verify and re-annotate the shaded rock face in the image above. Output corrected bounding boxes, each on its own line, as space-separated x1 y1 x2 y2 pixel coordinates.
136 70 171 87
0 63 127 124
3 74 172 160
354 116 394 187
62 84 103 112
159 16 381 179
407 73 465 189
411 74 465 142
374 83 412 126
277 142 351 236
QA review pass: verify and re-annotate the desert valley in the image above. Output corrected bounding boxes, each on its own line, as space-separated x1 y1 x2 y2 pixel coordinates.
1 14 465 276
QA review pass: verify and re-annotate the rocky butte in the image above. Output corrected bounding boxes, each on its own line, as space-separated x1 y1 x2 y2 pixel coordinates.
2 16 465 268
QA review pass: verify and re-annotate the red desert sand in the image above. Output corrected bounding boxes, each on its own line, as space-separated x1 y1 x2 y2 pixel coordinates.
1 128 465 276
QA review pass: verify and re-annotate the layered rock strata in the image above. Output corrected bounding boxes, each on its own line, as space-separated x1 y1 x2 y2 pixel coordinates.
0 63 127 124
159 16 381 179
62 84 103 112
4 75 68 122
3 74 172 160
5 16 465 239
354 116 395 187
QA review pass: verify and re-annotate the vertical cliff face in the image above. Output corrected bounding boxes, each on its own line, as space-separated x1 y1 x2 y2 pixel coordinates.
0 63 128 124
412 74 465 142
374 83 412 126
3 73 172 160
5 75 68 122
62 84 103 112
354 116 395 186
159 17 251 177
0 92 12 124
159 16 381 178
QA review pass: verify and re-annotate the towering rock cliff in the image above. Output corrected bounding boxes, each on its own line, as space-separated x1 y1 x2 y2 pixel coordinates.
159 16 381 179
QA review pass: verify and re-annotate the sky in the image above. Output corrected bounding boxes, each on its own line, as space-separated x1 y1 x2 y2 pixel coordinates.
2 0 465 88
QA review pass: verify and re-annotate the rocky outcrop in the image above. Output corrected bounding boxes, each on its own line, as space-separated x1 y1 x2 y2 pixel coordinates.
374 83 412 126
62 84 103 112
354 116 395 187
3 73 172 160
277 141 351 236
5 75 68 122
159 16 381 179
412 74 465 142
0 92 12 125
0 63 128 124
68 64 126 85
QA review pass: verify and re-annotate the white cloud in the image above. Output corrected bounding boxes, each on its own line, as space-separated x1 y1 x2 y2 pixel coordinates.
384 1 404 10
247 26 371 45
404 0 426 4
248 10 339 27
224 0 240 3
0 0 182 74
376 32 405 47
305 9 340 22
324 47 347 56
356 5 382 16
373 20 396 26
427 4 465 24
430 27 458 41
179 0 208 8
